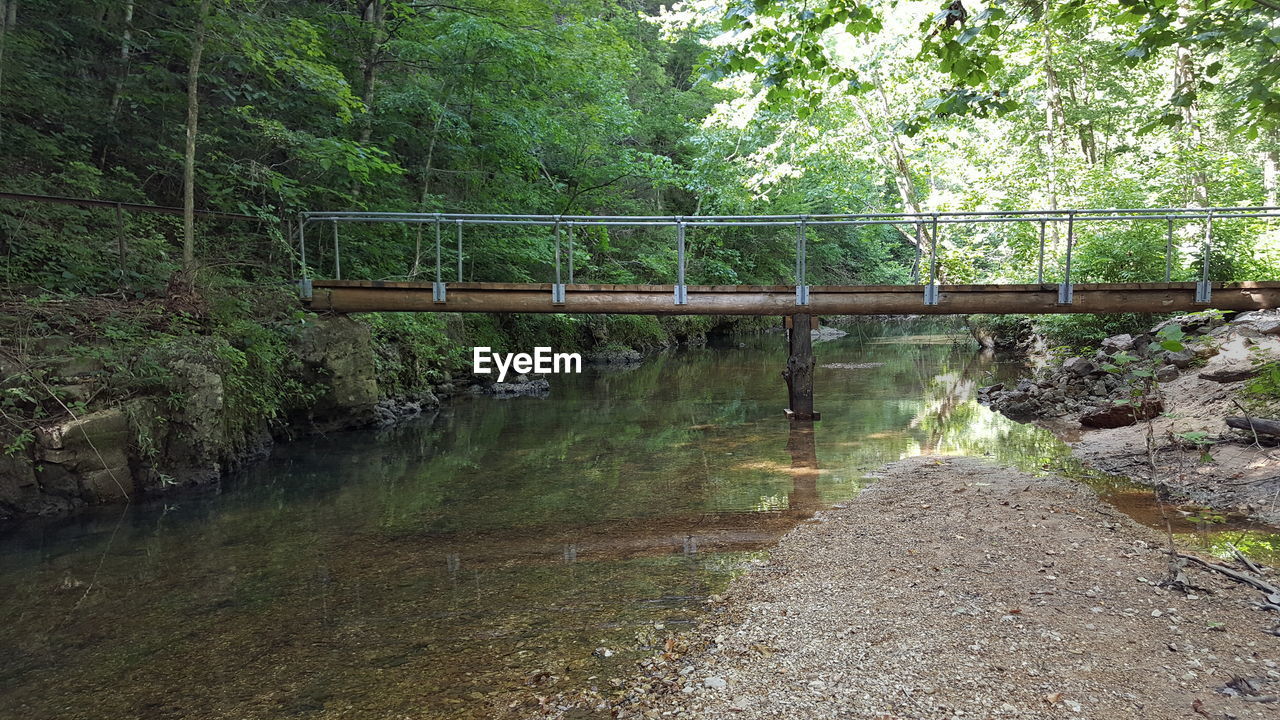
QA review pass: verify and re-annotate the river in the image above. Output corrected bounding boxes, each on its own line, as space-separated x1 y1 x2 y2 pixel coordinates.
1 320 1276 719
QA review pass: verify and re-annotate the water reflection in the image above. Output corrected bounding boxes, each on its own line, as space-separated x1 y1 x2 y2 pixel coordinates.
0 320 1276 720
786 420 820 514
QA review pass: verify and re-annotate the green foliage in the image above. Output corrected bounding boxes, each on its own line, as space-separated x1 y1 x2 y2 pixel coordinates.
203 285 319 440
1244 360 1280 402
1036 313 1159 352
364 312 465 397
698 0 1280 133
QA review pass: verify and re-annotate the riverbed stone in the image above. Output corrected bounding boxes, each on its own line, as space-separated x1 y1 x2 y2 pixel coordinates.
1155 365 1180 382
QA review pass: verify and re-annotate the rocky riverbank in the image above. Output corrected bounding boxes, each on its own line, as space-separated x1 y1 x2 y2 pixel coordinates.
980 310 1280 524
0 292 746 524
544 456 1280 719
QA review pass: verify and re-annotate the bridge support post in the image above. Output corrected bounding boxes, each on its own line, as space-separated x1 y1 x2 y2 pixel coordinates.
782 313 819 421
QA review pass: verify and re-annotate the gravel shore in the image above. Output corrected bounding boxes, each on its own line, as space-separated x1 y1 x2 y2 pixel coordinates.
603 456 1280 719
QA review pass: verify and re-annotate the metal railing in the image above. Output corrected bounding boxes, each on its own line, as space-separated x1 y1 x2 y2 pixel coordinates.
297 207 1280 307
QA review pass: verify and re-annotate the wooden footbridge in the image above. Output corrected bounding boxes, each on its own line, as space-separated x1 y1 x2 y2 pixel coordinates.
295 207 1280 420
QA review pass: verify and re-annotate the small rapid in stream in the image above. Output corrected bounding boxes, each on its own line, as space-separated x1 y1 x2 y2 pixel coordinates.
1 320 1277 719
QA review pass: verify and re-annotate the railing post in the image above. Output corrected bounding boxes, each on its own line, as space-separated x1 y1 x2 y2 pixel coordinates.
567 222 575 285
298 217 311 299
332 219 341 280
1196 211 1213 303
911 220 922 283
115 203 128 288
1164 217 1174 283
432 213 447 303
795 218 809 305
551 217 566 304
1037 219 1046 284
924 213 940 305
674 218 688 305
1058 211 1075 304
456 219 463 283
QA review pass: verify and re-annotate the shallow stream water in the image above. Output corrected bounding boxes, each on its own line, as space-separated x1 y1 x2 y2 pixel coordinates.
1 320 1276 719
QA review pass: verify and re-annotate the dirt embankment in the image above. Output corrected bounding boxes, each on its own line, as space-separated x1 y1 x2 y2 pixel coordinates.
981 311 1280 525
579 457 1280 720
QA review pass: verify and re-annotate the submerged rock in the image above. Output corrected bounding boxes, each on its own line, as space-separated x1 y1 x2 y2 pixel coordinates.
471 374 551 398
811 326 848 343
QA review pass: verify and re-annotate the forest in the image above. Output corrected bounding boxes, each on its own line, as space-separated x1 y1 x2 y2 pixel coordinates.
2 0 1276 292
1 0 1279 473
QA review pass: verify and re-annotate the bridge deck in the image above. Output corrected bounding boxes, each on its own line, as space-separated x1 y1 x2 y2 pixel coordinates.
307 280 1280 315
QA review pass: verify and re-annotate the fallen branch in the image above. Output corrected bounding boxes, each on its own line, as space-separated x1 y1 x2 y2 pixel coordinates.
1178 553 1280 596
1230 543 1265 576
1225 416 1280 438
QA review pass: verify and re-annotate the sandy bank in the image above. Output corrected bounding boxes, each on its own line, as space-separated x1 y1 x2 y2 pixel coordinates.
599 457 1280 720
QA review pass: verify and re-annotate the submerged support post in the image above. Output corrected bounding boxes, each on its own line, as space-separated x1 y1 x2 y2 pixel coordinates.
782 313 818 422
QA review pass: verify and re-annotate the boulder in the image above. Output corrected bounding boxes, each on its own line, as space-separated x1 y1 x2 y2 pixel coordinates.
0 450 44 517
1101 334 1135 353
1080 397 1163 429
1155 365 1180 382
1199 366 1261 383
35 407 135 502
1161 349 1195 369
1153 312 1226 336
1063 357 1096 377
296 317 379 431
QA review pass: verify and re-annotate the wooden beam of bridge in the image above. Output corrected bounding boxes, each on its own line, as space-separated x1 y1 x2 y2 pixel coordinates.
307 280 1280 315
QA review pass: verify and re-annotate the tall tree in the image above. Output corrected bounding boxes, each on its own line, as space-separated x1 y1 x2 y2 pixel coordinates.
107 0 134 120
0 0 15 146
183 0 212 271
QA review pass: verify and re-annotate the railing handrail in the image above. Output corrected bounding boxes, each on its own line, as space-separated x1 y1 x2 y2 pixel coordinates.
294 205 1280 308
300 206 1280 227
0 191 269 222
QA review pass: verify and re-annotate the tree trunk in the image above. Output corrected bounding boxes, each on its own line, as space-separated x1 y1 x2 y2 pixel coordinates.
1175 0 1209 206
182 0 211 271
1042 0 1063 250
352 0 386 199
0 0 16 147
870 82 930 273
108 0 135 120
